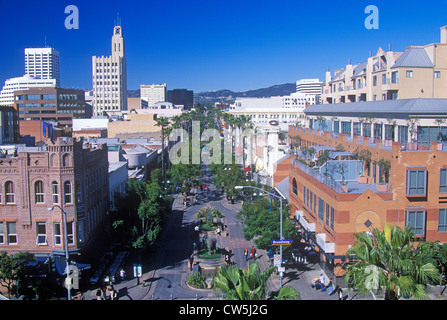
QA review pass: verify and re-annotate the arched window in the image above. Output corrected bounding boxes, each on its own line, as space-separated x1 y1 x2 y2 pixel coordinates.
51 181 59 204
62 154 71 167
34 180 45 204
5 181 15 204
292 178 298 195
64 181 72 204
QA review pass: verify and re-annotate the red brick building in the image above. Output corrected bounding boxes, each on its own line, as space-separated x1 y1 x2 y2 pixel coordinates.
0 137 109 258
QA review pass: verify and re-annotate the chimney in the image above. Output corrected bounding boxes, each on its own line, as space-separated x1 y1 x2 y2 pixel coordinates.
441 26 447 43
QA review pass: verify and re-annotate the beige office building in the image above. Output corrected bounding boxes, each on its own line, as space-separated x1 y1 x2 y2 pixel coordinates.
92 23 128 116
140 84 167 108
322 26 447 104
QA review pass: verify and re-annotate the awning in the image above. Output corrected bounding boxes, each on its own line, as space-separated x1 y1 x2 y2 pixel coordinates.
25 257 50 278
54 256 91 276
328 151 354 159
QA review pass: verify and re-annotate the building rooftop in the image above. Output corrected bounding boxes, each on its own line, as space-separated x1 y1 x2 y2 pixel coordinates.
305 98 447 119
391 47 434 69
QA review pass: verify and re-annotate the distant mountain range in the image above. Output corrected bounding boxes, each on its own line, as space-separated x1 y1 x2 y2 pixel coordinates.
193 83 296 104
127 83 297 104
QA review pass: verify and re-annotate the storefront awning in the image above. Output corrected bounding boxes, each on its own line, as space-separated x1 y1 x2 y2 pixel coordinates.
54 256 91 276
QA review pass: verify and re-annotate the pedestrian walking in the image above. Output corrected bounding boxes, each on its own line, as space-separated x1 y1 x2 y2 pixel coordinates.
189 254 194 271
244 248 248 261
251 246 257 260
319 273 326 292
96 288 103 300
119 268 126 281
327 278 334 295
108 283 115 300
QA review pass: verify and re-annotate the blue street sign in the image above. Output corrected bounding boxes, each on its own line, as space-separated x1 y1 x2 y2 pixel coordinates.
272 240 292 246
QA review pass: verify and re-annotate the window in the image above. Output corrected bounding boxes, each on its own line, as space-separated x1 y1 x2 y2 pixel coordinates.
434 71 441 79
7 222 17 244
75 181 82 203
439 209 447 232
0 223 4 244
34 181 45 204
52 181 59 204
54 223 62 245
292 179 298 195
406 210 426 236
441 169 447 193
391 71 399 84
5 181 14 204
406 70 413 78
330 207 335 231
406 169 427 196
382 74 387 84
373 76 377 86
67 222 74 244
64 181 72 204
325 203 330 226
36 222 47 245
318 197 324 221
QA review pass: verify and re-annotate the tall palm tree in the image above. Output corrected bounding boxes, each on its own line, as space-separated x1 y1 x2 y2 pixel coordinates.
343 225 440 300
155 116 170 184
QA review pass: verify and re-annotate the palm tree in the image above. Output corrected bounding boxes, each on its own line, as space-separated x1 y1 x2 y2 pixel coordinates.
343 225 440 300
213 261 299 300
155 116 170 184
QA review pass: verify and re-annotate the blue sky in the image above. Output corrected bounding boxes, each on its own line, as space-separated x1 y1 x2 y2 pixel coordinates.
0 0 446 92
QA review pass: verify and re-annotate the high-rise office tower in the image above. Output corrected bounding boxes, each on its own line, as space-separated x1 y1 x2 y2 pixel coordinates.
92 22 128 116
25 47 60 87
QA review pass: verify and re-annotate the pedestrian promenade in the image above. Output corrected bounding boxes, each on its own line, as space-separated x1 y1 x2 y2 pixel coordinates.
83 179 447 301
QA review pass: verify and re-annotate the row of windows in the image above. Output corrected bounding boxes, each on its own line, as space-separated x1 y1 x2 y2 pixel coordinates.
302 184 335 231
0 221 74 246
406 168 447 196
294 179 447 236
0 181 75 205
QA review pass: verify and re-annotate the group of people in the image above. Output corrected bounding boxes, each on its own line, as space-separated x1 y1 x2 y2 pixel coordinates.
243 246 257 262
311 273 343 299
95 268 126 300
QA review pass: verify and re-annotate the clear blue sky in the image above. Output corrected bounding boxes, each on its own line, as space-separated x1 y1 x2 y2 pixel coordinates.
0 0 446 93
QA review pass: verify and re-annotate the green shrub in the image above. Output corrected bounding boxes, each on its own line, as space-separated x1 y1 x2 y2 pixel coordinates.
187 272 207 289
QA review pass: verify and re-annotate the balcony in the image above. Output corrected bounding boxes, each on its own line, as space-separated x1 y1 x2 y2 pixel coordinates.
295 210 315 232
316 233 335 254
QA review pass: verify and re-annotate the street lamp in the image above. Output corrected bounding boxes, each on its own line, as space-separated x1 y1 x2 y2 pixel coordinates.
234 185 284 288
48 205 71 300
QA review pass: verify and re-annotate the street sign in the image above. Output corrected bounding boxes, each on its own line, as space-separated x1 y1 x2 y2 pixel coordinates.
273 254 281 266
277 267 285 273
272 240 292 246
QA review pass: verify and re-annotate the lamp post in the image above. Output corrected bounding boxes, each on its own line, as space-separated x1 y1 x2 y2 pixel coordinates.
235 185 284 288
48 205 71 300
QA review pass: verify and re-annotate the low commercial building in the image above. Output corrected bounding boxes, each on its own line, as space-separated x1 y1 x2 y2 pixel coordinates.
13 87 90 128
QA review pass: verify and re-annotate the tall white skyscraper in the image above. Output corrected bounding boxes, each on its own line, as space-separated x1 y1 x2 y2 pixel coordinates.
92 23 128 116
25 47 60 87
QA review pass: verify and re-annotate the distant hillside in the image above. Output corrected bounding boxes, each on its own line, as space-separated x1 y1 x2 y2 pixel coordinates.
194 83 296 104
127 83 297 104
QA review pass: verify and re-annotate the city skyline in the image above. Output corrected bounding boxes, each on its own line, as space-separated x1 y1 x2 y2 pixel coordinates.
0 0 446 93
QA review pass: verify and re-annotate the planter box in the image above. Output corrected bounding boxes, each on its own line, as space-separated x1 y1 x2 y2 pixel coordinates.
358 176 367 184
376 184 389 192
